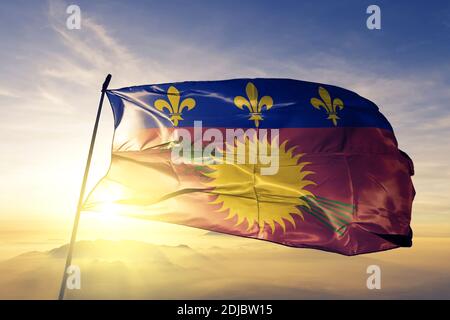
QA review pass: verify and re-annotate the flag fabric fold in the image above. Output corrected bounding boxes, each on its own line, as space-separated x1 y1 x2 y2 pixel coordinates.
83 78 415 255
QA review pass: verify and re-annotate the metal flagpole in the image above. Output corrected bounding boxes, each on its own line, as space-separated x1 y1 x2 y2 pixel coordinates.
58 74 112 300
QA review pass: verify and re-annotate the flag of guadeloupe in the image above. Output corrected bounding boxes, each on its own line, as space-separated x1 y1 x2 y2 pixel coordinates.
83 78 415 256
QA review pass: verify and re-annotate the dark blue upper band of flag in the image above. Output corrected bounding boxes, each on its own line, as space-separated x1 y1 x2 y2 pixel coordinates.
106 78 393 130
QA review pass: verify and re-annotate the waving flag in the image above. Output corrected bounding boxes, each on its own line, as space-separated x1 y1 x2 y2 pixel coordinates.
83 78 415 255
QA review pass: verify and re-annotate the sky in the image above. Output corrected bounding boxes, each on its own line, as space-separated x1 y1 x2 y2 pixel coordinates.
0 0 450 258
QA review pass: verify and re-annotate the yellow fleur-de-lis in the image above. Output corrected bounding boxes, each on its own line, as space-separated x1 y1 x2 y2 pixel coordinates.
234 82 273 127
310 86 344 126
154 86 196 126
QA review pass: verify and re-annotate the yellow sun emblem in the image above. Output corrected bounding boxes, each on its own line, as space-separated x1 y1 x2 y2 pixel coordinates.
154 86 196 126
203 138 315 233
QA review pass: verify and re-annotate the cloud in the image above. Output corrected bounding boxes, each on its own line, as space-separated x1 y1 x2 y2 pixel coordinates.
0 0 448 225
0 87 19 98
420 114 450 130
46 0 145 88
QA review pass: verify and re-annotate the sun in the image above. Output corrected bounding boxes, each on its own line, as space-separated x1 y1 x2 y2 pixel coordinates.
203 138 315 233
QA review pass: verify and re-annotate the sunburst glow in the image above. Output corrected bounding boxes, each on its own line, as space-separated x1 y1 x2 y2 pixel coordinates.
204 138 315 233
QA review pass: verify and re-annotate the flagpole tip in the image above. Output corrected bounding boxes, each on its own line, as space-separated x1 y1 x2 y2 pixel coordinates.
102 74 112 92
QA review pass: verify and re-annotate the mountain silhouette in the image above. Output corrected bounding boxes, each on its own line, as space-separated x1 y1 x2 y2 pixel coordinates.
0 238 449 299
